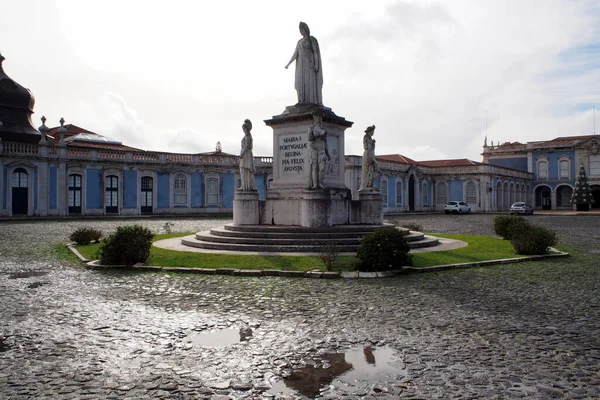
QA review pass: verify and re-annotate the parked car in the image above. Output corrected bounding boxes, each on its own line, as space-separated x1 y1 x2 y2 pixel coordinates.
444 201 471 214
509 202 534 215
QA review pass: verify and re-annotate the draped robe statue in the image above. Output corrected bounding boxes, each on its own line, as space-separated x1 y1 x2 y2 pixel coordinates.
285 22 323 105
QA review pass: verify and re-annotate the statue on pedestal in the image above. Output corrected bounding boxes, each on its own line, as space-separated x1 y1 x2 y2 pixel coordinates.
307 108 330 189
239 119 256 191
285 22 323 105
358 125 380 192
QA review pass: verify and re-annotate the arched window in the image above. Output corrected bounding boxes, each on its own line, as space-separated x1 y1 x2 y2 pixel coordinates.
436 182 447 206
537 158 548 179
11 168 28 215
422 182 428 206
206 177 219 206
12 168 28 188
105 175 118 213
174 173 187 205
68 174 82 214
558 158 570 178
396 181 403 207
381 179 388 207
466 181 476 204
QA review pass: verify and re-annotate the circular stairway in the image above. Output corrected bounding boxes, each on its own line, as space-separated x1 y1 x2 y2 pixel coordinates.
181 224 440 253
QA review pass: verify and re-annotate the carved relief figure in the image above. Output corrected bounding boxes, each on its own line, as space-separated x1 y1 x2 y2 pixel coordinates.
307 108 330 189
285 22 323 105
239 119 256 191
358 125 380 192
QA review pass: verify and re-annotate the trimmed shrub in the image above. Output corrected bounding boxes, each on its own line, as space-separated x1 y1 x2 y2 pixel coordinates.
69 227 103 245
493 215 532 240
511 225 557 255
98 225 154 265
356 228 413 272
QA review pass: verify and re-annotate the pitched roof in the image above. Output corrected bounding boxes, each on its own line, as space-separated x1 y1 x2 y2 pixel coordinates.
417 159 482 167
377 154 418 164
535 134 599 149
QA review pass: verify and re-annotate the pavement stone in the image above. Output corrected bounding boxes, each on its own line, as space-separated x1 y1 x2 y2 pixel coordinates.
0 215 599 398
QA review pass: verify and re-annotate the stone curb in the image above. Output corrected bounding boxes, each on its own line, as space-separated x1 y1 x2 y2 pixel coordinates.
71 245 569 279
403 248 569 273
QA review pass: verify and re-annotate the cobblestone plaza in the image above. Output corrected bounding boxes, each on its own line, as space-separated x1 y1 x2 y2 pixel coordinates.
1 214 599 399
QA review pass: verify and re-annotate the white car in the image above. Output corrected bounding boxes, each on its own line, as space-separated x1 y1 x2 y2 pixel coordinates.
444 201 471 214
510 202 534 215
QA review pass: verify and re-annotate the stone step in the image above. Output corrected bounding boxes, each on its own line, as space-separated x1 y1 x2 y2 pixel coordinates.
205 227 425 243
181 227 440 253
208 225 412 239
221 223 400 234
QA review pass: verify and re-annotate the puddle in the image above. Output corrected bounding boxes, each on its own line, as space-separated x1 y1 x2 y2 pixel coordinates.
269 346 405 398
27 281 50 289
184 327 252 348
9 270 49 279
0 337 8 352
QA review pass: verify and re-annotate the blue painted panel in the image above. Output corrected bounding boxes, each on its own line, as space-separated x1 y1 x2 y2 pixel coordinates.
49 166 57 209
191 172 203 208
222 172 235 208
157 172 170 208
2 166 7 210
449 180 463 201
86 169 102 209
123 170 137 208
533 150 576 179
34 167 38 209
489 157 528 171
387 176 396 208
256 174 266 200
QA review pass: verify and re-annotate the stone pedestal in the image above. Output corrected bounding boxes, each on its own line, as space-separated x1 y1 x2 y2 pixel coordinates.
358 191 383 225
261 105 354 227
233 190 260 225
301 189 332 227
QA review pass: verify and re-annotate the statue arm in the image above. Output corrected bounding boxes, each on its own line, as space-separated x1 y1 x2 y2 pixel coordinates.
285 46 299 69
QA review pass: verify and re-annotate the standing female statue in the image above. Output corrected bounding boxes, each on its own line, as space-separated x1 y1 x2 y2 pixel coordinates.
358 125 380 192
239 119 256 191
285 22 323 105
307 108 330 189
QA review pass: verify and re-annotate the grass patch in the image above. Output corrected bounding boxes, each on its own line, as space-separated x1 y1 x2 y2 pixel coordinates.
72 232 549 271
411 233 519 268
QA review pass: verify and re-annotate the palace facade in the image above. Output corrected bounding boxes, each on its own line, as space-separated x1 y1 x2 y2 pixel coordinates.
1 53 599 218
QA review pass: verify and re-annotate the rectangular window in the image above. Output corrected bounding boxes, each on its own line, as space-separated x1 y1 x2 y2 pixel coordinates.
436 183 447 205
422 183 427 206
466 182 477 204
590 155 600 176
381 180 388 207
559 160 569 178
206 177 218 205
537 161 548 179
396 182 402 206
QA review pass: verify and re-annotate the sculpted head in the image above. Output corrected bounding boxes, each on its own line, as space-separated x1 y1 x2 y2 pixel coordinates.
242 119 252 134
311 108 324 125
299 22 310 36
365 125 376 136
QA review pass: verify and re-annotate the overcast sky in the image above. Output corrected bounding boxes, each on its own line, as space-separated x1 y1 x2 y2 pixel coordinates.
2 0 600 161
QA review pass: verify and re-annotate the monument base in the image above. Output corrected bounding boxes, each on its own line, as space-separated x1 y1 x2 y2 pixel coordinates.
358 191 383 225
233 190 260 225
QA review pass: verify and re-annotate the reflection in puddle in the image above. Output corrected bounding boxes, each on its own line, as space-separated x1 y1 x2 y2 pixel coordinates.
9 270 49 279
184 327 252 348
269 346 404 398
0 337 8 352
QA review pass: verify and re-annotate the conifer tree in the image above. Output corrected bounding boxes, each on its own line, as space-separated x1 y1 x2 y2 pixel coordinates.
571 162 594 211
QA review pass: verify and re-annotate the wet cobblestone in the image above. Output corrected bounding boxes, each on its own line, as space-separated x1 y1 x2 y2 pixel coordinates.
0 214 599 399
